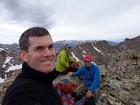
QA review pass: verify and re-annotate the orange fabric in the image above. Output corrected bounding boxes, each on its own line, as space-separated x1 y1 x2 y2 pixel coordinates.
55 82 78 93
55 81 78 105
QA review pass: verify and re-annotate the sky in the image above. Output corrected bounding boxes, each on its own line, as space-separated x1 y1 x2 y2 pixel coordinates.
0 0 140 44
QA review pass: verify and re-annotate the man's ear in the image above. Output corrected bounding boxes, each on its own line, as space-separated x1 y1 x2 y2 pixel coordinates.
18 50 28 62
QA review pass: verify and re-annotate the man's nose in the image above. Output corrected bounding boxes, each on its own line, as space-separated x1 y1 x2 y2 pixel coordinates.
44 48 51 56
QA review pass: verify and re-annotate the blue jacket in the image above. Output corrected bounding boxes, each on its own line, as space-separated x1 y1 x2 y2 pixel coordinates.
72 63 100 92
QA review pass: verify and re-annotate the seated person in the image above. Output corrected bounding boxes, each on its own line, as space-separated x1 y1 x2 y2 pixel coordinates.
56 44 78 75
67 55 100 104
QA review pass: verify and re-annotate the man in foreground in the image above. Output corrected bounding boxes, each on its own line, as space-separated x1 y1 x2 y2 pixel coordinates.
2 27 62 105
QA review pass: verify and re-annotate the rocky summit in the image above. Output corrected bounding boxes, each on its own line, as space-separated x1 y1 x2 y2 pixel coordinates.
0 35 140 105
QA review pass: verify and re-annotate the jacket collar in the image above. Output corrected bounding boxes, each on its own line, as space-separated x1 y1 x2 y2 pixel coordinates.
22 62 58 84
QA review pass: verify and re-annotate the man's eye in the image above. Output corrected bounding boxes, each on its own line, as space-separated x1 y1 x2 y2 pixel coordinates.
49 45 54 49
35 47 43 51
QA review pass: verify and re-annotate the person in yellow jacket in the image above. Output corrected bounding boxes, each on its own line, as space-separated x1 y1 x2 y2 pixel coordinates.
56 44 78 75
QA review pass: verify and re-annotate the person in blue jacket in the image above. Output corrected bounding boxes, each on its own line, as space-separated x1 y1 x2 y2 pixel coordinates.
67 55 100 102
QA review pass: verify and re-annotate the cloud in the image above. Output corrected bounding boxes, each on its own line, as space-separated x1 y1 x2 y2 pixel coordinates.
0 0 55 28
0 0 140 44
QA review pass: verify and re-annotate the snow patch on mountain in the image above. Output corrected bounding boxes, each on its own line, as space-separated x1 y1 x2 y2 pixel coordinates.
6 64 22 72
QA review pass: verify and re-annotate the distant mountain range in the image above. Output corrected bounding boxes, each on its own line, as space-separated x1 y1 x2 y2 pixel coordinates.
0 40 118 52
0 35 140 79
54 40 118 51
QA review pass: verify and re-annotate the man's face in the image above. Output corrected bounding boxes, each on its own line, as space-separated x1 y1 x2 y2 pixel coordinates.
84 60 91 67
20 35 56 74
66 47 71 52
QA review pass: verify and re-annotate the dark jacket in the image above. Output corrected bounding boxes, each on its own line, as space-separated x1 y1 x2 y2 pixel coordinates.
2 63 62 105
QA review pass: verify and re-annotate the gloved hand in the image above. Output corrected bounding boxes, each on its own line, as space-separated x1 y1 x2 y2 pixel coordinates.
70 63 79 69
70 63 79 72
68 65 73 70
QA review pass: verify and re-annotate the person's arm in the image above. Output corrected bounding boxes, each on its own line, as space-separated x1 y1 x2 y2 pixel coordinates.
67 66 83 77
68 57 77 63
60 51 69 68
88 65 100 92
71 66 83 77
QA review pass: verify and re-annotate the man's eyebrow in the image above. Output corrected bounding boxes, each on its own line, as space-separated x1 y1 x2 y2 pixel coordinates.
33 44 54 48
49 43 54 46
33 45 44 49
